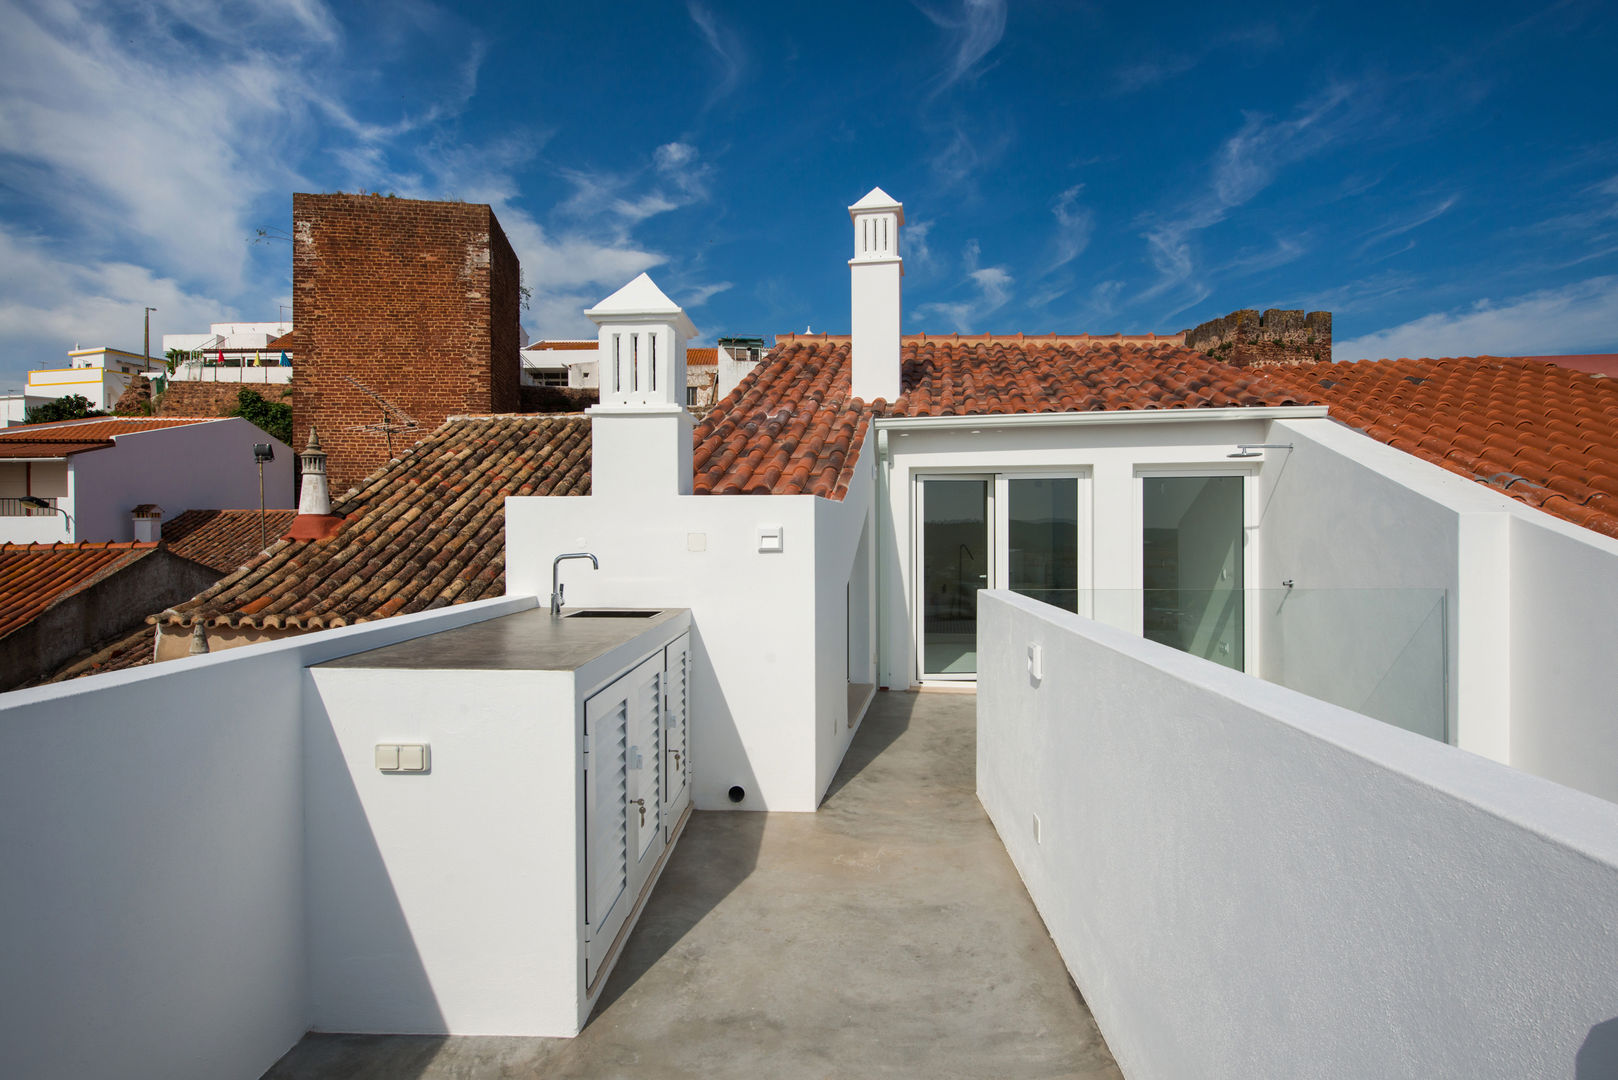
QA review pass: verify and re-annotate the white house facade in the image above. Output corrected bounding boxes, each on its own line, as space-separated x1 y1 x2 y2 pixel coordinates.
0 417 295 543
26 346 161 411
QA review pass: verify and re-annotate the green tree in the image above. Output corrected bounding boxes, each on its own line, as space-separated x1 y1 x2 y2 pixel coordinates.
164 346 189 374
24 394 105 424
230 388 293 445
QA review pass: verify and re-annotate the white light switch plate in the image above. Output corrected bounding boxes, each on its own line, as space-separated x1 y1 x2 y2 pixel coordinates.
376 743 429 773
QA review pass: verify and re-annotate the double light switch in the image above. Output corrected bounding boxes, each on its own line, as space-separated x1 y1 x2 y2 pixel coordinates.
376 743 430 773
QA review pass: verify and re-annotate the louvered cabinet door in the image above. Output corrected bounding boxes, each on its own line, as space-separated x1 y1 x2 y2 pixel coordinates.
625 653 664 903
584 676 632 986
662 633 691 840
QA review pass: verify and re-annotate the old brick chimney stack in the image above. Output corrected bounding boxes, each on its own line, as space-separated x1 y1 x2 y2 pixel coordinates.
291 193 521 494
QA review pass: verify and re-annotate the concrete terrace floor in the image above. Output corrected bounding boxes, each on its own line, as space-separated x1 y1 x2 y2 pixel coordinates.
263 690 1122 1080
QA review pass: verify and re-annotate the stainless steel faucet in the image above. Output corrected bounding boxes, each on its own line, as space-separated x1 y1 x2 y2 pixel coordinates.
550 552 599 617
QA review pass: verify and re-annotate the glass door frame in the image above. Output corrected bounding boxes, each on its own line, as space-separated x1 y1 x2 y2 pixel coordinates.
912 468 1093 683
914 473 995 682
991 469 1094 621
1133 463 1260 675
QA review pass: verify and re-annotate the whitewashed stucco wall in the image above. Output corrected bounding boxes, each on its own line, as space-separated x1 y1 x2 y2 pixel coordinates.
874 412 1280 688
0 595 535 1080
71 419 295 542
977 590 1618 1080
1505 511 1618 804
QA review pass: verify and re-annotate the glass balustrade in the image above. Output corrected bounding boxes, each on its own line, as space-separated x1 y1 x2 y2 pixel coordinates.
1055 588 1450 742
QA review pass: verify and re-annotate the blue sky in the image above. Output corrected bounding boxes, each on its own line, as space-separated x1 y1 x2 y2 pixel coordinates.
3 0 1618 391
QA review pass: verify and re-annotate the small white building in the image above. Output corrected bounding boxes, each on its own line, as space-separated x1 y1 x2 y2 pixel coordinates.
162 321 292 358
163 320 294 384
525 338 722 407
0 394 53 428
0 417 295 543
26 346 161 412
520 340 596 387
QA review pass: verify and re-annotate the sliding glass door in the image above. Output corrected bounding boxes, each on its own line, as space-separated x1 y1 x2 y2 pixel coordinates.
918 472 1087 680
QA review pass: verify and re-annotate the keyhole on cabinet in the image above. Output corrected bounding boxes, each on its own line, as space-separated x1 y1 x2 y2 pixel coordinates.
668 749 682 769
631 797 646 826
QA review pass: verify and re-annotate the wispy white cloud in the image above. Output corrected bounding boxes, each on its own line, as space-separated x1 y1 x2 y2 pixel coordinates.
915 238 1014 332
687 2 746 106
1051 184 1094 270
929 121 1013 191
0 225 233 386
1138 81 1370 306
916 0 1007 94
681 281 733 308
0 0 704 358
1334 276 1618 360
1516 173 1618 240
1110 24 1281 95
1355 195 1459 256
905 220 937 270
0 0 324 291
1214 236 1309 277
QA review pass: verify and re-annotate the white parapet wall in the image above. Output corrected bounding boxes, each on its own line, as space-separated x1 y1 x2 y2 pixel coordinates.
977 589 1618 1080
1262 416 1618 804
0 595 536 1080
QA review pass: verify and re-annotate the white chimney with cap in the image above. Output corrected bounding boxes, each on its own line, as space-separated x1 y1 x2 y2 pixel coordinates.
131 503 162 543
849 187 904 403
586 273 697 498
298 426 331 516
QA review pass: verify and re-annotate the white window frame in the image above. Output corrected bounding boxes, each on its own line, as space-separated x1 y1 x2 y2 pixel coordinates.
1133 463 1260 676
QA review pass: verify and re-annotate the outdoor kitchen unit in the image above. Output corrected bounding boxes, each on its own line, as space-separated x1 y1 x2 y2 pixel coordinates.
305 605 692 1037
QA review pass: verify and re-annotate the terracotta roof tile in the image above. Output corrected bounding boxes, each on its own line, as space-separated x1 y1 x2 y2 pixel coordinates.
157 414 591 631
1259 356 1618 538
693 335 1312 498
693 338 1618 540
162 509 300 574
0 542 158 639
687 347 718 367
0 417 224 459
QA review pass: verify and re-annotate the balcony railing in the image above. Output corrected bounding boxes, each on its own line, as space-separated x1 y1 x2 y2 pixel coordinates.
167 359 293 384
0 496 60 517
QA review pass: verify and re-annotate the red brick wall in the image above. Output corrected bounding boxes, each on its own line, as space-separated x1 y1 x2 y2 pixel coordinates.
291 193 520 494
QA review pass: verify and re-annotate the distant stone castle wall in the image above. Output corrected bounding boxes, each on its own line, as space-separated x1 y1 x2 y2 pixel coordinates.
1185 309 1332 367
156 381 290 419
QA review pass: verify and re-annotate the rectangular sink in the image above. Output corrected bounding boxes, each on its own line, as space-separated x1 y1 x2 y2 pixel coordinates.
563 609 662 618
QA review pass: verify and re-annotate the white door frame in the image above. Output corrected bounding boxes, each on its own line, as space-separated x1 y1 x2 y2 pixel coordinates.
913 473 995 682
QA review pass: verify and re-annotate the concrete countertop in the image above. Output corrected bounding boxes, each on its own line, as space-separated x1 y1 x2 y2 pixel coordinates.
315 607 688 672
